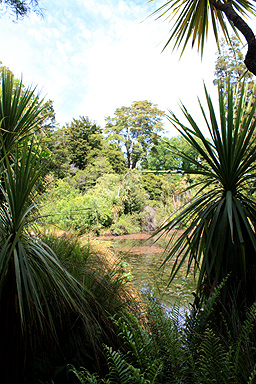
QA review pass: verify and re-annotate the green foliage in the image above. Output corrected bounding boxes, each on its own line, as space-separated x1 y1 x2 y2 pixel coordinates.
156 79 256 312
0 73 101 382
214 35 254 87
147 135 202 172
42 169 179 235
70 283 256 383
69 304 163 384
46 126 126 180
70 157 115 191
0 143 105 383
42 179 115 234
109 214 141 235
64 116 103 170
147 136 180 171
24 232 143 383
0 70 46 157
140 173 166 200
105 100 164 169
103 142 126 175
119 171 147 215
0 71 135 383
45 126 71 178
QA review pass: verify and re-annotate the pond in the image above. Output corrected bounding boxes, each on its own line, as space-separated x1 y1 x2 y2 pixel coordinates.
98 233 197 309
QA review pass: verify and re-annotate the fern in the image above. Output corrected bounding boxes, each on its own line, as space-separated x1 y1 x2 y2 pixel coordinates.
196 328 235 383
69 280 256 384
112 310 158 371
68 364 103 383
146 297 186 382
228 302 256 382
104 345 134 384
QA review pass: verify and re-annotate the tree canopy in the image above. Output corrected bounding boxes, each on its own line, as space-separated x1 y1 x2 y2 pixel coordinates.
105 100 164 169
214 35 254 87
147 136 202 173
64 116 103 171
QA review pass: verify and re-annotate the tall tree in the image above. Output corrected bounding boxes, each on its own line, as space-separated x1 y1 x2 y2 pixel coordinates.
149 0 256 76
105 100 164 169
214 35 255 87
64 116 103 170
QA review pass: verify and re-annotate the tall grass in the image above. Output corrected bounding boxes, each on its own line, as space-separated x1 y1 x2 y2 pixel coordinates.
32 232 143 383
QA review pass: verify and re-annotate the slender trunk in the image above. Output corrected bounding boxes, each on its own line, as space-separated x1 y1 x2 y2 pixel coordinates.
126 149 131 169
211 0 256 75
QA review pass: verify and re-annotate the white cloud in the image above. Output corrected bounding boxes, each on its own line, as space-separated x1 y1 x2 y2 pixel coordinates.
0 0 218 136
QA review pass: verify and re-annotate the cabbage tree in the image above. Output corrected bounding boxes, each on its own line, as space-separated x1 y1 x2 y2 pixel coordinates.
149 0 256 75
157 80 256 311
0 71 99 382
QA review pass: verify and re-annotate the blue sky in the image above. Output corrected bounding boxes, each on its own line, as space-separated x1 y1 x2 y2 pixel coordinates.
1 0 220 134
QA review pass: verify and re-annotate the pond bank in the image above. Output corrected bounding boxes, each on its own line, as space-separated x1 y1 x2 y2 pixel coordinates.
95 231 196 308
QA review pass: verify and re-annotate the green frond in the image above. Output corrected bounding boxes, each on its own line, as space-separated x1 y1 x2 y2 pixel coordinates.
149 0 255 57
113 310 158 370
104 345 136 384
157 79 256 308
0 70 46 157
197 327 235 382
68 365 102 384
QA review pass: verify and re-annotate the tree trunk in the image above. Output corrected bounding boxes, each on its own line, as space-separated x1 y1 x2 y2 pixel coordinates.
211 0 256 75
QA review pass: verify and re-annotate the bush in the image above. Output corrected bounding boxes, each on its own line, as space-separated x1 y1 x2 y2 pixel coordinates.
110 214 141 235
41 180 115 234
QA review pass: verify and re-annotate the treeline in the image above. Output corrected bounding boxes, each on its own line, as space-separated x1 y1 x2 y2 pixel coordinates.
0 64 201 235
39 100 201 235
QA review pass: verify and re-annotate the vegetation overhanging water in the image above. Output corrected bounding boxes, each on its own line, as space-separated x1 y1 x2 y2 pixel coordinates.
97 233 197 309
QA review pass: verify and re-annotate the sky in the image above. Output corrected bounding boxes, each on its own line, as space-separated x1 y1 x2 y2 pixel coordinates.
0 0 228 136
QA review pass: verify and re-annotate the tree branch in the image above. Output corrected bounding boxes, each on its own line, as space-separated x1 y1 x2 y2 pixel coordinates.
210 0 256 75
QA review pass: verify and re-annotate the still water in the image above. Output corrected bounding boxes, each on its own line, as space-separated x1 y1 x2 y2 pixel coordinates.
100 233 197 309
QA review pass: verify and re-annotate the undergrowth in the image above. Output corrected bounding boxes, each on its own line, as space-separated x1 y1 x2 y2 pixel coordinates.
69 280 256 384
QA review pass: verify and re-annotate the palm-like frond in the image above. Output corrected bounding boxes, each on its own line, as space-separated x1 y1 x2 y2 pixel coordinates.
0 69 46 156
0 141 90 331
148 0 255 57
156 80 256 308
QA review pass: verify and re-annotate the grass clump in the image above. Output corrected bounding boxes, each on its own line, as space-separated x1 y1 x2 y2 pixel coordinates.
25 232 143 383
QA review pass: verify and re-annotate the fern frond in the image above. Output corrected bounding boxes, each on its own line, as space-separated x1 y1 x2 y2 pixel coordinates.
113 310 157 370
68 364 102 384
197 328 235 383
104 345 134 384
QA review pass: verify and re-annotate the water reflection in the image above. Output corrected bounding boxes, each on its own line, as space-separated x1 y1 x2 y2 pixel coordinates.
102 234 197 308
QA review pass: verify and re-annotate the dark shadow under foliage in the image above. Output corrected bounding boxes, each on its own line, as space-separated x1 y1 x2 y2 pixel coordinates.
20 234 143 384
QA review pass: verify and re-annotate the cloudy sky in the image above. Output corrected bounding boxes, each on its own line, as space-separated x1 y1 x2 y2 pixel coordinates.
1 0 223 135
